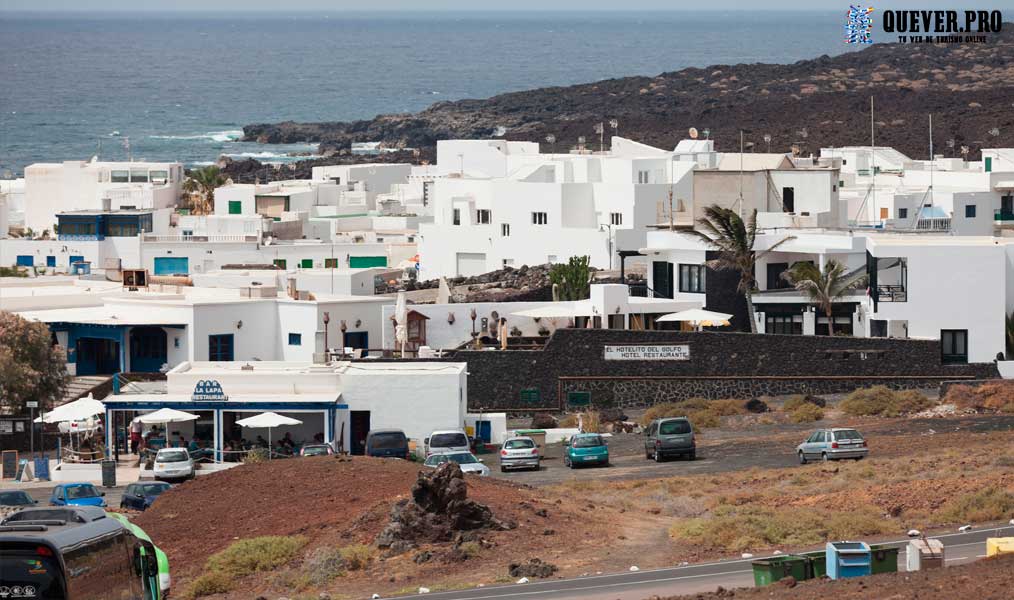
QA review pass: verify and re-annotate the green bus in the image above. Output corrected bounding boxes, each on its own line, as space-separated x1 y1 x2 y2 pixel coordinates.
108 513 170 599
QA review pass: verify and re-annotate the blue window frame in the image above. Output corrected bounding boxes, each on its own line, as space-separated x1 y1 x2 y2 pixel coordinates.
288 333 302 346
16 255 34 267
46 256 56 267
209 334 234 361
69 255 84 266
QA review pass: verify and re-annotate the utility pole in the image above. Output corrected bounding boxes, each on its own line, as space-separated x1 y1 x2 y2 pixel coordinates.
870 96 876 220
739 130 745 219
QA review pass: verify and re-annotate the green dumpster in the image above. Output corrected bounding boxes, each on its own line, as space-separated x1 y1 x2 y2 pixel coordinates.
870 544 899 574
801 550 827 579
751 555 809 587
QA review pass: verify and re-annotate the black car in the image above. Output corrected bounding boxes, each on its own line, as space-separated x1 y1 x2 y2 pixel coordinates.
365 429 409 458
120 482 172 511
0 490 38 507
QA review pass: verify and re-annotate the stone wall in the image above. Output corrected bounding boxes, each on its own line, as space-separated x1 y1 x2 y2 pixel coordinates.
452 329 997 411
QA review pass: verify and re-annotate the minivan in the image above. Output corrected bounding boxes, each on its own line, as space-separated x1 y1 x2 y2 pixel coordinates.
425 429 470 457
365 429 410 459
644 417 696 461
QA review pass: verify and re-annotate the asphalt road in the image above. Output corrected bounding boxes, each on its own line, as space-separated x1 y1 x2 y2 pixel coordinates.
25 485 127 508
400 525 1014 600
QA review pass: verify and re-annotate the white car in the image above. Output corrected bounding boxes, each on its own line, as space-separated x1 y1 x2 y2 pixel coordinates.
425 429 470 457
153 448 195 482
422 452 491 476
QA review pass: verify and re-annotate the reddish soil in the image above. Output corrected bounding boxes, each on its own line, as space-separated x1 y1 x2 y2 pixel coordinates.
659 554 1014 600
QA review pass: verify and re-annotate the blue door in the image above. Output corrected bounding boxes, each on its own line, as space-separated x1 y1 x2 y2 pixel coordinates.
477 420 492 443
46 256 56 267
209 334 234 361
16 255 33 267
130 327 167 373
154 256 189 275
342 331 369 356
69 255 84 266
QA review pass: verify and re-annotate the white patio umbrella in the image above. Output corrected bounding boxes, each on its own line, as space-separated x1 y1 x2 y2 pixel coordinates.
34 394 105 423
235 412 303 459
510 300 594 319
657 308 733 329
135 408 199 446
394 290 408 357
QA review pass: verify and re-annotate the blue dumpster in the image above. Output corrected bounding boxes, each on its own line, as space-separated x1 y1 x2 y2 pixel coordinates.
826 541 871 580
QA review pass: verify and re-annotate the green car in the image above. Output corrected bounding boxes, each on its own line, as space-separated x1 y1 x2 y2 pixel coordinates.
108 512 171 600
564 433 609 468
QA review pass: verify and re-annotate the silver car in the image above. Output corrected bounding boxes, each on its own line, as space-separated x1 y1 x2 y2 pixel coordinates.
499 436 540 472
422 452 491 476
796 428 868 463
153 448 196 481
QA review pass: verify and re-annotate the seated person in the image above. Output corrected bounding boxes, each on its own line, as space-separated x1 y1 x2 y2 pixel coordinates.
188 438 200 453
280 432 295 449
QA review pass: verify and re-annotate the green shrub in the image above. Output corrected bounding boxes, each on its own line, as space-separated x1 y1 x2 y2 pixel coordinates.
788 403 824 423
338 543 374 571
206 535 307 578
783 395 825 412
840 386 932 417
184 571 233 599
457 541 482 559
243 447 269 464
938 487 1014 523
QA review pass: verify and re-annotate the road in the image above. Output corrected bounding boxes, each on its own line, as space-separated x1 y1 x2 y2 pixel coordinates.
25 485 127 508
401 525 1014 600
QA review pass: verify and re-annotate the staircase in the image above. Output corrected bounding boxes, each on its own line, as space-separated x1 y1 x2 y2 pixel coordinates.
55 375 113 408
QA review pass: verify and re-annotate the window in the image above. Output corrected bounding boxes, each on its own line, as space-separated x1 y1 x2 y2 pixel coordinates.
111 170 129 183
965 204 976 218
46 256 56 267
532 212 548 225
766 262 790 290
782 187 795 213
228 200 242 214
941 329 968 364
324 258 338 268
501 223 510 237
652 261 674 299
637 170 650 184
300 259 313 269
150 169 168 182
208 334 234 361
476 209 491 224
129 168 149 183
610 212 623 226
766 315 802 334
288 333 302 346
503 258 515 268
897 207 908 219
452 208 461 225
880 207 889 219
567 391 591 407
678 264 706 293
520 388 541 404
832 185 837 192
273 259 287 269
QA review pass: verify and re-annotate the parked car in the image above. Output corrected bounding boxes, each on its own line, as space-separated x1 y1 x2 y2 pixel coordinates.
153 448 196 481
300 444 336 457
0 490 38 507
644 417 696 461
797 428 868 463
423 452 491 476
499 436 540 472
425 429 470 457
564 433 609 468
49 483 106 507
366 429 410 459
120 482 172 511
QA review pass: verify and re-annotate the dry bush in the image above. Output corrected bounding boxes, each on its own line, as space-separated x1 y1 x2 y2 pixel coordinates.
938 487 1014 523
205 535 307 578
558 414 578 428
457 541 482 559
783 395 825 412
641 398 747 429
973 382 1014 413
788 403 824 423
840 386 932 417
338 544 374 571
184 571 233 599
302 547 346 586
580 411 602 433
943 384 983 410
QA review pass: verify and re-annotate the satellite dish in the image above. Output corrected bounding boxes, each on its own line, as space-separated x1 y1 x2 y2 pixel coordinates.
689 127 699 139
545 134 556 144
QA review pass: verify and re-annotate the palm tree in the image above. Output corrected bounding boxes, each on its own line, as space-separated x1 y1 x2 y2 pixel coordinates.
182 166 227 215
783 260 866 336
693 206 792 333
1005 312 1014 359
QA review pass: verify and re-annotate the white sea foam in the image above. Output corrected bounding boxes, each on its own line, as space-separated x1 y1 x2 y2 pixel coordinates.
150 130 243 142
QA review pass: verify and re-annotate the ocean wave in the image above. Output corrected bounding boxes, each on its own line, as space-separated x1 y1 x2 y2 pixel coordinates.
224 151 307 161
150 129 243 142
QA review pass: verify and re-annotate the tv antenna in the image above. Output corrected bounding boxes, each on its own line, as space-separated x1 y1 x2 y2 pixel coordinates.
594 122 605 152
577 136 586 151
702 128 710 140
545 134 556 153
609 119 619 135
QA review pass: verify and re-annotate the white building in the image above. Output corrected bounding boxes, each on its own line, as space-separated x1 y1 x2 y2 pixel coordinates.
1 178 25 230
22 160 183 234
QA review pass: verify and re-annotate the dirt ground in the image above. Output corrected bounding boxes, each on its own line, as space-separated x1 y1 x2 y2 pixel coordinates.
660 554 1014 600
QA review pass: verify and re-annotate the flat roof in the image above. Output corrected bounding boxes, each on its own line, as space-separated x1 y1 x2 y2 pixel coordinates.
18 305 187 327
58 209 154 216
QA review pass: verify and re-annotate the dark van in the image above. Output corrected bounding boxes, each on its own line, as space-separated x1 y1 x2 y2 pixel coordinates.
644 417 696 461
365 429 410 459
1 505 165 599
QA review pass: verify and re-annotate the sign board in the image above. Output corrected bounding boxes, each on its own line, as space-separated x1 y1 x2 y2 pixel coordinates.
0 419 12 435
16 459 33 482
101 459 117 488
1 450 17 479
191 379 228 402
26 401 39 408
34 456 50 481
603 344 691 361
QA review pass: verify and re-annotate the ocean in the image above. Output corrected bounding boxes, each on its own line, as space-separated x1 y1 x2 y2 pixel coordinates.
0 10 855 176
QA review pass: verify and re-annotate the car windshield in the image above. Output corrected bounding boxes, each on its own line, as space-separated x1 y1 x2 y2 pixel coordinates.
141 484 170 496
430 433 467 448
660 420 691 435
65 485 98 499
303 446 331 456
157 450 189 462
0 491 34 505
369 432 407 449
834 430 863 441
572 435 604 448
504 439 535 449
426 453 479 466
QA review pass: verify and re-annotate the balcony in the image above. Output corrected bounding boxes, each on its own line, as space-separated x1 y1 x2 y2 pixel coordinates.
915 218 951 231
874 284 907 302
994 209 1014 224
143 234 259 243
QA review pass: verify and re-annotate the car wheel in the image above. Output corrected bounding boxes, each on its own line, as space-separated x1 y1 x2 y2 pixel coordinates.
798 451 807 465
564 456 571 468
654 450 664 463
689 451 696 461
821 452 829 462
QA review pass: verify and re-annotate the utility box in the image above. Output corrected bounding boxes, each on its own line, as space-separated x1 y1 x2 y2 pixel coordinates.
869 544 899 574
800 550 827 579
986 538 1014 557
906 539 944 571
751 556 809 587
826 541 871 580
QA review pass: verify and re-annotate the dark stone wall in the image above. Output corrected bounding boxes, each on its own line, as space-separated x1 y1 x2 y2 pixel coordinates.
450 329 997 411
704 251 750 332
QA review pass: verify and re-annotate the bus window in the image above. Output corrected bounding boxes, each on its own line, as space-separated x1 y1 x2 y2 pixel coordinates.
0 546 66 600
63 531 137 600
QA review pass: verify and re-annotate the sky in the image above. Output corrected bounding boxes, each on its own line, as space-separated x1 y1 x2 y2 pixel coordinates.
1 0 1007 12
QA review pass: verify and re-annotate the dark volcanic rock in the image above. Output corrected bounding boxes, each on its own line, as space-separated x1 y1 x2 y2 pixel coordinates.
244 29 1014 163
508 558 559 579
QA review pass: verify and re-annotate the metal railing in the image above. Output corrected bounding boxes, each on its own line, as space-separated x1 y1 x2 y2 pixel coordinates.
995 209 1014 222
142 234 259 242
628 283 667 298
915 218 951 231
875 284 907 302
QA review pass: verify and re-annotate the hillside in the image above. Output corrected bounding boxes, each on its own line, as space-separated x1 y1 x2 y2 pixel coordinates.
243 29 1014 164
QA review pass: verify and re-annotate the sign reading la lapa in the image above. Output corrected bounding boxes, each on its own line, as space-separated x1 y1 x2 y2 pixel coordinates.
191 379 228 402
604 344 690 361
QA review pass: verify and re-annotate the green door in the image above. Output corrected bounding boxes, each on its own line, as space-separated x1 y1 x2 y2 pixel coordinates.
985 157 992 172
300 259 313 269
228 200 242 214
349 256 387 268
273 259 286 269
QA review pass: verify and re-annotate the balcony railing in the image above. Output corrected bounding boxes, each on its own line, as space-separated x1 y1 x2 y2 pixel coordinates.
915 218 951 231
143 234 259 243
995 209 1014 223
875 284 907 302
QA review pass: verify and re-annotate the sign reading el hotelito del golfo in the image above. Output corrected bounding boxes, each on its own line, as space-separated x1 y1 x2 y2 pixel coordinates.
604 345 690 361
191 379 228 401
